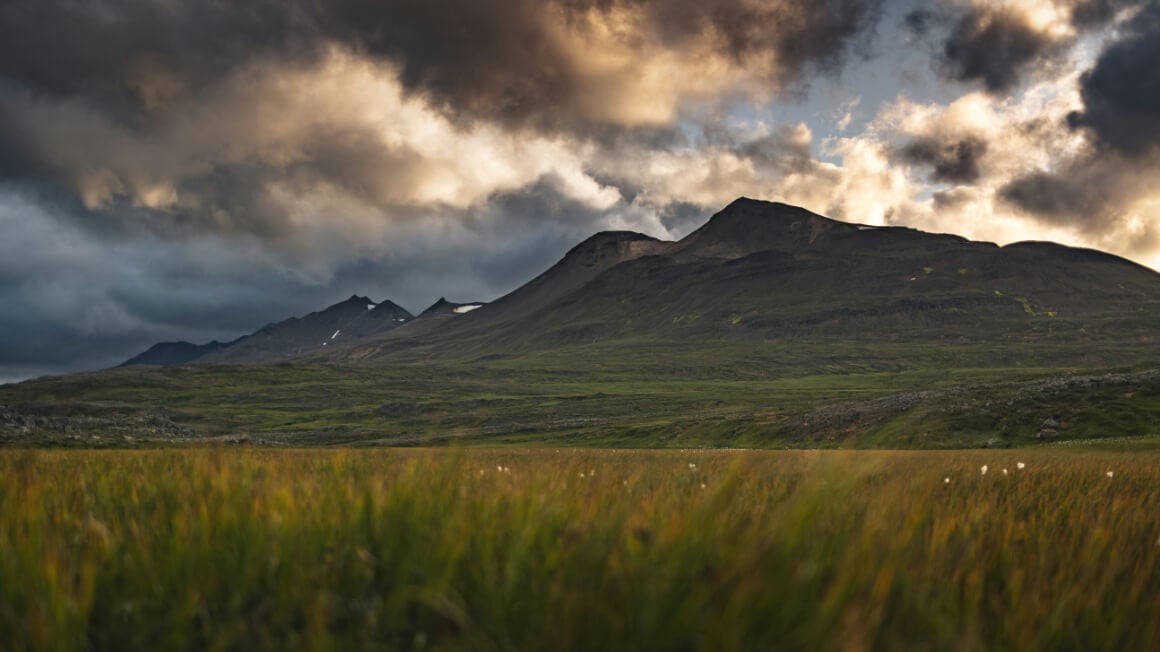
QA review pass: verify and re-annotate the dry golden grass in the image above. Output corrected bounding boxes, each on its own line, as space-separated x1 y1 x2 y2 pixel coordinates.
1 447 1158 650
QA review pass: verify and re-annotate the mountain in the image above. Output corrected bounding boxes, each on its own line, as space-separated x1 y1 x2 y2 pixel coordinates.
457 231 666 328
363 297 486 340
121 295 414 366
12 197 1160 449
332 198 1160 366
195 295 414 364
411 298 486 319
123 198 1160 369
334 231 668 361
121 340 229 367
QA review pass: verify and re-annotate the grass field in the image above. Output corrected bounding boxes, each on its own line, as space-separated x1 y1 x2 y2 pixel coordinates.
5 352 1160 448
3 448 1158 650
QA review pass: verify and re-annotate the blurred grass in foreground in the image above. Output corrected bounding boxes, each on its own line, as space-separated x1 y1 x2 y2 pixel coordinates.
1 448 1158 651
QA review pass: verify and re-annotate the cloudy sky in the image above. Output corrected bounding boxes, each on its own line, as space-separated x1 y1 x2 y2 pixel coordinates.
1 0 1158 382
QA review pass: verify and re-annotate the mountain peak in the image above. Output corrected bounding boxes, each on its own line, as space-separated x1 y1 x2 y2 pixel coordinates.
419 298 486 317
421 298 453 314
713 198 834 225
565 230 661 255
559 230 666 270
670 198 854 259
723 196 786 210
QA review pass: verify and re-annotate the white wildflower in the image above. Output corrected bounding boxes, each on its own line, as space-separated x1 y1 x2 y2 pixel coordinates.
1002 468 1008 476
944 477 951 484
688 463 697 470
1106 471 1114 478
981 465 988 475
1017 462 1025 470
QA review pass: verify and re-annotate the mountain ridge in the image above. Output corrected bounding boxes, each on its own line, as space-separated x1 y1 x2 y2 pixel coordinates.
121 295 418 367
329 197 1160 365
122 198 1160 368
18 197 1160 449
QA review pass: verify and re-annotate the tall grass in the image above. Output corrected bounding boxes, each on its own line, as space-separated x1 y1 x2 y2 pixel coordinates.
1 448 1158 650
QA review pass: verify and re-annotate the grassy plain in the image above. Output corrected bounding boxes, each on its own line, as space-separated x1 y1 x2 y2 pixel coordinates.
5 341 1160 447
3 447 1159 650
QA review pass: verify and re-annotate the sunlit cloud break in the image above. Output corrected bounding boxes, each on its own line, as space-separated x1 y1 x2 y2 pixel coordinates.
0 0 1156 378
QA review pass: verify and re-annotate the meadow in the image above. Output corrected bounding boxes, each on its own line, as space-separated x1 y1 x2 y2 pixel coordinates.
2 447 1159 651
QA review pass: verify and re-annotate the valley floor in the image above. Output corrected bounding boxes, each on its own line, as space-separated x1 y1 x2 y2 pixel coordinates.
3 448 1158 650
4 351 1160 448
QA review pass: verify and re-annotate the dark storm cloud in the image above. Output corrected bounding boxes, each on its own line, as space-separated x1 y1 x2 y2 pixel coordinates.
694 114 820 174
0 0 884 130
0 177 629 377
1070 0 1136 27
645 0 883 71
998 150 1155 237
931 187 976 210
999 171 1110 222
920 0 1143 95
0 1 319 115
938 6 1057 93
655 201 708 234
164 126 445 238
897 135 988 184
330 0 884 127
0 0 887 245
737 128 815 173
903 8 938 37
1066 3 1160 158
1000 3 1160 232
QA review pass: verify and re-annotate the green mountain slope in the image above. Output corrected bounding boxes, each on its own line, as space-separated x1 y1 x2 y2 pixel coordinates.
5 198 1160 448
333 198 1160 368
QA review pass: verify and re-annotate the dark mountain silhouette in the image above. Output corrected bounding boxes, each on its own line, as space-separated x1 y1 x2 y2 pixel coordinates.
120 295 414 366
418 298 487 318
196 295 414 364
458 231 666 329
124 198 1160 369
332 198 1160 365
23 197 1160 448
120 340 229 367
